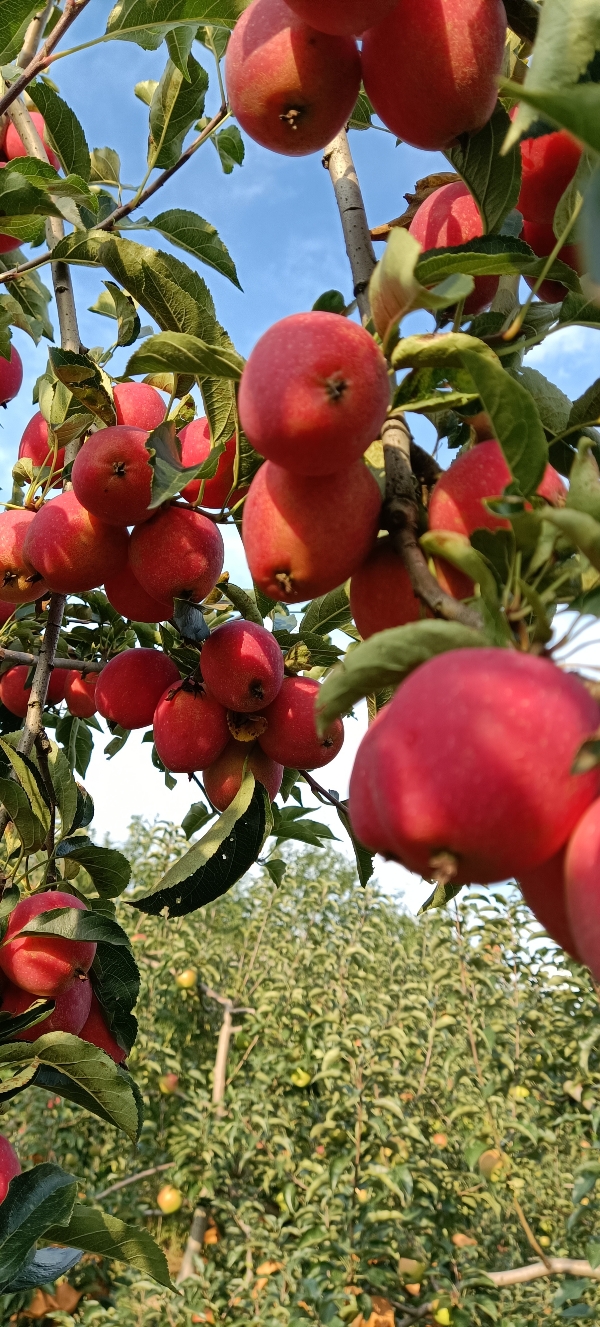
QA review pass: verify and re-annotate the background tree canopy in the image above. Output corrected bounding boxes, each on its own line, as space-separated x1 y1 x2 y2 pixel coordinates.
5 831 600 1325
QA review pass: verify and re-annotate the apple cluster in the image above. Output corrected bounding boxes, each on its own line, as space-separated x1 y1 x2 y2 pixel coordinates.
225 0 507 157
0 891 124 1057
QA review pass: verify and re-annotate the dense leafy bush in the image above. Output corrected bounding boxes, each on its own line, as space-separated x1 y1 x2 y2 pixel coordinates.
5 828 600 1324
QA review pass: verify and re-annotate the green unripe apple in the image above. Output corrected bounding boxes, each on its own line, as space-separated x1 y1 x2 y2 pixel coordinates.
157 1184 183 1214
159 1073 179 1095
175 969 197 990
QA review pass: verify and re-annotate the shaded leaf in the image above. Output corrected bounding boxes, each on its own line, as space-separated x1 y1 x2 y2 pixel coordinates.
91 941 140 1056
134 776 271 916
0 1163 76 1289
445 102 521 235
44 1201 174 1289
48 348 116 425
55 839 132 899
0 775 46 853
21 904 132 946
4 1245 82 1293
28 82 91 181
30 1032 140 1138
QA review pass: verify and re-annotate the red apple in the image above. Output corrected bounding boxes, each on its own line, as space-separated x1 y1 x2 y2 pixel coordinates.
0 892 96 997
409 181 498 315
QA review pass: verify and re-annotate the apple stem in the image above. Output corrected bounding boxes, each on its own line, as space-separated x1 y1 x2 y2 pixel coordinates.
382 417 482 630
323 129 377 324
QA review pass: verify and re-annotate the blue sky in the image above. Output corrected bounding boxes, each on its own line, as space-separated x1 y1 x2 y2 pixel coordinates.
2 3 599 908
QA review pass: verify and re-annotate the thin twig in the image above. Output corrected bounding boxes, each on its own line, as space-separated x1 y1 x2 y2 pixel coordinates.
0 104 230 287
225 1033 259 1088
95 1162 174 1202
0 646 103 671
0 0 93 116
512 1194 553 1270
300 770 342 808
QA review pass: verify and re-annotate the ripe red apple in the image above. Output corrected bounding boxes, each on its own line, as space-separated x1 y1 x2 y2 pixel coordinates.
0 345 23 405
0 664 66 718
0 1136 20 1203
113 381 166 431
95 648 180 730
565 800 600 981
258 675 344 769
349 649 600 884
518 129 582 226
179 420 245 509
429 440 567 538
0 602 14 627
23 492 129 594
242 460 381 603
3 112 61 170
409 182 498 315
18 412 65 481
79 990 127 1063
129 505 224 604
204 737 283 810
64 671 97 719
2 975 92 1040
0 891 96 997
0 233 20 254
518 848 580 960
522 219 583 303
159 1072 179 1093
362 0 506 150
72 426 153 526
238 313 390 475
153 682 229 773
350 536 423 639
284 0 398 34
0 509 49 603
104 563 173 623
201 620 284 712
225 0 361 157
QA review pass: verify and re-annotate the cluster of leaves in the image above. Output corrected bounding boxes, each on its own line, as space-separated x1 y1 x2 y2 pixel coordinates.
5 835 600 1324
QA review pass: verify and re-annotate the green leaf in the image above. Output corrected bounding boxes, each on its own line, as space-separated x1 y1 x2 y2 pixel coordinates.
582 163 600 288
0 0 39 64
541 508 600 573
504 80 600 158
56 712 93 777
20 904 132 946
3 1246 83 1294
27 82 91 181
560 292 600 330
44 1202 174 1289
0 775 46 853
419 879 464 914
415 235 581 291
301 587 354 636
315 622 486 730
0 255 53 342
213 124 245 174
0 738 51 834
126 330 244 379
264 858 286 888
90 146 121 186
45 740 79 835
0 997 55 1044
348 88 374 132
271 806 338 847
222 582 264 626
182 799 212 839
445 102 521 235
148 54 208 170
166 21 197 74
420 531 501 609
105 0 243 47
30 1032 140 1138
312 290 347 315
102 281 141 347
566 438 600 521
144 419 225 509
100 236 218 341
0 166 62 218
460 349 549 496
0 1163 76 1289
48 348 116 425
92 940 140 1056
335 802 375 888
134 775 271 916
133 208 240 288
370 228 474 346
55 839 132 899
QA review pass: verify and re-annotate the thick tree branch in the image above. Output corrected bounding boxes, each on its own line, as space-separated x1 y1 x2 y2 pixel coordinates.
0 0 93 115
382 418 482 630
177 1207 208 1284
18 1 54 69
323 129 377 323
0 103 230 288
